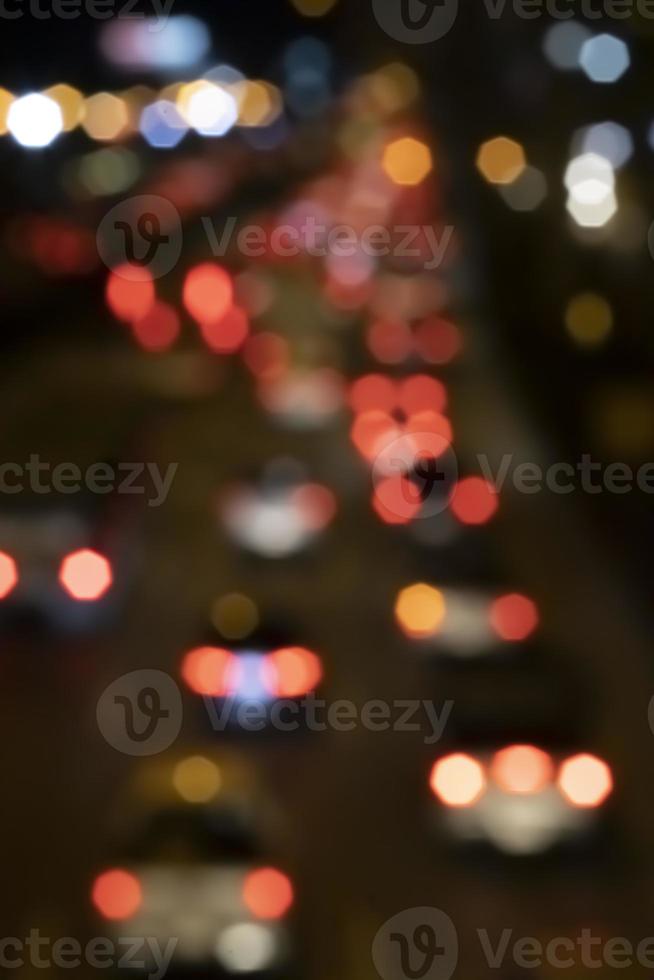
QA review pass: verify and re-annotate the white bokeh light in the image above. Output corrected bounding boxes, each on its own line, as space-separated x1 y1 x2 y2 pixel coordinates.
574 121 633 169
542 21 591 71
7 93 63 148
565 153 617 228
215 922 279 972
580 34 630 84
186 82 238 137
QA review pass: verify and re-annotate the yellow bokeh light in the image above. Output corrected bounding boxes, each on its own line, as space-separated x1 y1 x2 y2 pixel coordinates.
82 93 128 141
368 63 420 115
565 293 613 348
395 583 446 639
476 136 526 185
0 88 14 135
290 0 338 15
211 592 259 640
44 84 84 132
172 756 222 803
236 80 282 127
382 137 433 187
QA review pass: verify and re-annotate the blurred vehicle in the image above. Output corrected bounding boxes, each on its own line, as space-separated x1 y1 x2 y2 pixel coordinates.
394 582 539 658
91 750 296 978
219 462 336 559
179 639 324 733
428 744 613 855
0 497 132 635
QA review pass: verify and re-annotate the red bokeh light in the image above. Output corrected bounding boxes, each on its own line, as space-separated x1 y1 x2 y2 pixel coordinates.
367 318 413 364
183 263 233 325
449 477 499 526
181 646 235 697
198 306 250 353
0 552 18 599
350 411 399 461
92 869 142 921
291 483 337 531
242 868 294 920
372 475 423 525
59 549 113 601
131 300 180 352
348 375 397 415
414 316 463 365
264 647 323 698
106 264 155 323
398 375 448 416
491 745 553 794
490 593 539 642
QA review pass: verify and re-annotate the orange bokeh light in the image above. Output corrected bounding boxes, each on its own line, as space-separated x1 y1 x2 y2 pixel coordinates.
491 745 553 794
430 753 486 807
490 593 539 642
264 647 323 698
0 552 18 598
59 549 113 601
395 583 446 638
449 477 498 526
181 646 235 697
106 264 155 323
183 263 233 325
367 318 413 364
92 869 142 921
242 868 294 920
557 754 613 808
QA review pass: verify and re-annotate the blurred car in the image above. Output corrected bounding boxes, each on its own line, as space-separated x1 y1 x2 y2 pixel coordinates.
0 498 132 634
91 751 296 978
179 637 324 735
218 460 336 559
428 744 613 855
394 582 540 658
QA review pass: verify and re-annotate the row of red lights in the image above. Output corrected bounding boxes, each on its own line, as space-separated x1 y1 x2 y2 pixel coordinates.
0 548 112 601
91 866 294 922
181 645 323 700
430 747 613 809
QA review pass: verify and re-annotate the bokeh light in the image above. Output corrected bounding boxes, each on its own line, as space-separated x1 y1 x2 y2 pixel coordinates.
382 137 433 187
395 583 446 639
92 869 142 921
58 549 113 601
557 754 613 808
491 745 553 794
242 868 294 920
430 754 486 807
